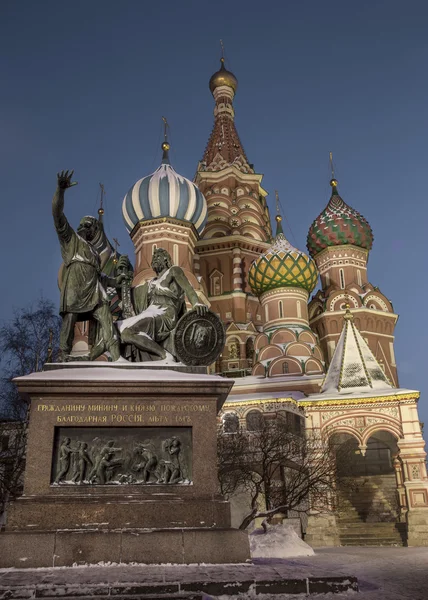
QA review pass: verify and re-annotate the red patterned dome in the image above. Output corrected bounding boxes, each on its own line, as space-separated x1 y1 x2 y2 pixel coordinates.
307 179 374 257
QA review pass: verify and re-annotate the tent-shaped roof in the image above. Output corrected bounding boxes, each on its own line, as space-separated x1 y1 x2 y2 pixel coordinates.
321 306 392 394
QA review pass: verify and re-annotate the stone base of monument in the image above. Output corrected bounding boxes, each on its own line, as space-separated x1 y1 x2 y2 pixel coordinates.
0 366 249 567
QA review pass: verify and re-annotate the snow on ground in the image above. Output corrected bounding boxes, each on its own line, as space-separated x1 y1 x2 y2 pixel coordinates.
250 524 315 559
215 546 428 600
0 547 427 599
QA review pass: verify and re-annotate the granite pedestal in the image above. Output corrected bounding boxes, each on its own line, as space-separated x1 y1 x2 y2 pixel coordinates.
0 364 250 566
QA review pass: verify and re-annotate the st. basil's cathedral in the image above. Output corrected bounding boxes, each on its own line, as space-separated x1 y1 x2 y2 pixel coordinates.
74 56 428 547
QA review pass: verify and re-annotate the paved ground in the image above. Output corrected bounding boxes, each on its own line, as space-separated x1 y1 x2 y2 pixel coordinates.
0 546 427 598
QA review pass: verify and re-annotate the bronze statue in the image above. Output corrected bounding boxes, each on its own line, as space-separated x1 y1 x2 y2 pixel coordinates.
117 248 208 361
52 170 122 362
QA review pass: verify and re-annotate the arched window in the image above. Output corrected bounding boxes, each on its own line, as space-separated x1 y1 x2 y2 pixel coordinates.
152 243 157 255
246 338 255 363
265 304 269 321
223 413 239 433
173 244 179 265
339 268 345 289
246 410 264 431
357 269 362 287
210 270 223 296
279 300 283 319
297 301 301 318
282 362 289 374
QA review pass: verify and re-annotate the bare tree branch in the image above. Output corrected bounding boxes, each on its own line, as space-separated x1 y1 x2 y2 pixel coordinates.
0 298 61 519
218 415 350 531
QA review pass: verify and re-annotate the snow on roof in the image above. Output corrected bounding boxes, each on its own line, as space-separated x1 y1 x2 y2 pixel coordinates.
231 373 324 389
315 307 394 397
14 367 221 383
226 390 305 403
300 387 419 403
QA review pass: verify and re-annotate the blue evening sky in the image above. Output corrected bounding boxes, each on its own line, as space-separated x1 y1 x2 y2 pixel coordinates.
1 1 427 422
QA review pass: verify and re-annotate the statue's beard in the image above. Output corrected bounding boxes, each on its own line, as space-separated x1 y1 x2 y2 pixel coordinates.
78 228 95 242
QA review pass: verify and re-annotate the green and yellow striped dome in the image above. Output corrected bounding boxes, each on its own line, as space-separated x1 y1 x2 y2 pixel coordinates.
249 216 318 296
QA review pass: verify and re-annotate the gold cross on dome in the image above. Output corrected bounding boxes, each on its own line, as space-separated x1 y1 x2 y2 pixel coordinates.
220 39 225 60
162 116 168 141
329 152 335 179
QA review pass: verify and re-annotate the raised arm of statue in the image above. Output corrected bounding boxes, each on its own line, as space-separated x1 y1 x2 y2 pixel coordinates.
52 170 78 241
170 266 208 316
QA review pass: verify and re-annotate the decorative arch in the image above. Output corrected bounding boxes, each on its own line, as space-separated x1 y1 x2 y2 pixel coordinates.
268 356 303 377
285 342 312 357
328 291 360 311
254 333 269 353
325 426 363 445
258 345 282 362
363 294 391 313
305 358 324 375
240 224 264 241
204 225 230 238
238 199 259 212
362 424 402 446
270 329 296 345
252 362 266 376
298 330 316 344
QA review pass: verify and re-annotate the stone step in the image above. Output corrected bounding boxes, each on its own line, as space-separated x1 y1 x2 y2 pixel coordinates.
340 539 403 546
0 576 359 598
338 531 403 539
338 522 401 531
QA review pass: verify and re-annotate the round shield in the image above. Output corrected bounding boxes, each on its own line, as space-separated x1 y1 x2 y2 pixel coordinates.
173 309 225 366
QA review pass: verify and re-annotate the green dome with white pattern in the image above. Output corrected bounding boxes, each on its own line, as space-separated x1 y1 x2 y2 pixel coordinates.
248 216 318 296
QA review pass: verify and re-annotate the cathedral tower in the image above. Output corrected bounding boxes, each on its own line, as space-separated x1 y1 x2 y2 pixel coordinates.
307 175 399 385
122 130 208 300
195 57 273 374
248 213 324 378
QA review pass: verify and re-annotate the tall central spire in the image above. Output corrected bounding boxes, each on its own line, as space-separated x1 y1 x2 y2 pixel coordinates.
202 53 253 174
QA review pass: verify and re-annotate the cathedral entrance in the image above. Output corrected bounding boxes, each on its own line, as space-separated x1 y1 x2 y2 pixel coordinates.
331 431 406 546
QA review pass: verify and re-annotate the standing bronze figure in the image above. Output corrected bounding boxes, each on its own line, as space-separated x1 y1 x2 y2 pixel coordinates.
52 170 121 361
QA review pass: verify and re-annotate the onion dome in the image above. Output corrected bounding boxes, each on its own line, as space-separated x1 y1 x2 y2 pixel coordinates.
307 179 374 258
209 57 238 94
248 215 318 295
122 139 207 235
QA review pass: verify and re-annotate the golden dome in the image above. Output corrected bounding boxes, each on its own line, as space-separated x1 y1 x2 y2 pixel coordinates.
209 58 238 94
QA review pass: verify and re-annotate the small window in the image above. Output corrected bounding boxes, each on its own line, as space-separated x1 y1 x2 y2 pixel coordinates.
246 410 264 431
279 300 283 319
265 305 269 321
173 244 179 265
325 272 330 287
246 338 255 362
357 269 362 287
282 362 289 374
339 268 345 289
297 301 301 318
